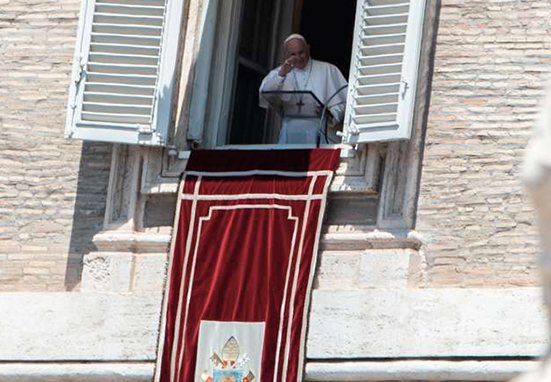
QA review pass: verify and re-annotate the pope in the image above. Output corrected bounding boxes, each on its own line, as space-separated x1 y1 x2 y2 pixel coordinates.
259 34 348 144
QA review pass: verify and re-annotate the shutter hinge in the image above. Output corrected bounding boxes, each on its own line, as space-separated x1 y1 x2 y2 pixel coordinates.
349 127 360 135
74 55 86 84
344 126 359 144
137 124 153 134
401 80 409 99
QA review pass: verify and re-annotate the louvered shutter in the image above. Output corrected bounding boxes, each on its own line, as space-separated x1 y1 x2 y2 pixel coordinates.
65 0 184 146
343 0 426 143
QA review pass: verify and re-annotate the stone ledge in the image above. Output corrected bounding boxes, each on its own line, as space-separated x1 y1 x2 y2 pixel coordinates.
141 145 375 195
0 360 538 381
0 363 154 382
0 289 546 361
93 231 171 253
140 176 380 195
92 229 423 253
0 293 161 361
320 230 424 250
308 288 547 359
305 360 538 381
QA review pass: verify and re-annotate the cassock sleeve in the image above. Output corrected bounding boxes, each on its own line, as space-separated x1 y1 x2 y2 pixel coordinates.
259 69 286 109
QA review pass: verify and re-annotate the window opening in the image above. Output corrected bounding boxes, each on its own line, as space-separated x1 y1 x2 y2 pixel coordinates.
226 0 357 146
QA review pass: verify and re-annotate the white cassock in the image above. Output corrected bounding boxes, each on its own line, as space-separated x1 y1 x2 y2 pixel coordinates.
259 59 348 144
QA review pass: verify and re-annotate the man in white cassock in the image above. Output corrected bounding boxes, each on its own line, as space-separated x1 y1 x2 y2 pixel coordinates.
259 34 348 144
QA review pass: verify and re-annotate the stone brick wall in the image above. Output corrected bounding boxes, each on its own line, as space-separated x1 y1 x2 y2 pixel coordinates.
0 0 111 291
2 0 548 292
417 0 548 287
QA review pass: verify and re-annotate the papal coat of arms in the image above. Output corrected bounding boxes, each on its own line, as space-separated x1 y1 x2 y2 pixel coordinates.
200 336 256 382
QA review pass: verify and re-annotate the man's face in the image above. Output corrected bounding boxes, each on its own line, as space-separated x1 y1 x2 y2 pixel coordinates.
285 39 310 70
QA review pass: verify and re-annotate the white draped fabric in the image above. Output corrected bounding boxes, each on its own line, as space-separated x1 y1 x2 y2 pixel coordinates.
523 79 551 309
259 59 348 144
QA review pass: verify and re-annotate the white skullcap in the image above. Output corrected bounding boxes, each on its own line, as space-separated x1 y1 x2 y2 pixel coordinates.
284 33 308 47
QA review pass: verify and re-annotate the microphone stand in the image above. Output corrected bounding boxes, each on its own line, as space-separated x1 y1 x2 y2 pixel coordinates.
317 84 349 147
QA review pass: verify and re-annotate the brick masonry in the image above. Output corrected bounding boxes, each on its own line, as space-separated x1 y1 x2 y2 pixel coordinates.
1 0 548 292
0 0 111 291
416 0 548 287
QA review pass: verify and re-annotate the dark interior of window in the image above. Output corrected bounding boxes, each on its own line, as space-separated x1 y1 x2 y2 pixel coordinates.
298 0 357 79
228 0 357 145
228 0 276 145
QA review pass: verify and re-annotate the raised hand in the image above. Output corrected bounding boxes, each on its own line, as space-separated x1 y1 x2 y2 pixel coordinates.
278 57 297 77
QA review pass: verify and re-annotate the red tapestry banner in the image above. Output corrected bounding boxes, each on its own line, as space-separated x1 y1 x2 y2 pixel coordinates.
155 149 340 382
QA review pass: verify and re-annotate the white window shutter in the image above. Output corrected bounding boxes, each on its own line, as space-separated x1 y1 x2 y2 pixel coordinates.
65 0 184 146
344 0 426 144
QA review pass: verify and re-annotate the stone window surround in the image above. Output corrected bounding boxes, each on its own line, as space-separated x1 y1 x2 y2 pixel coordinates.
92 0 438 253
